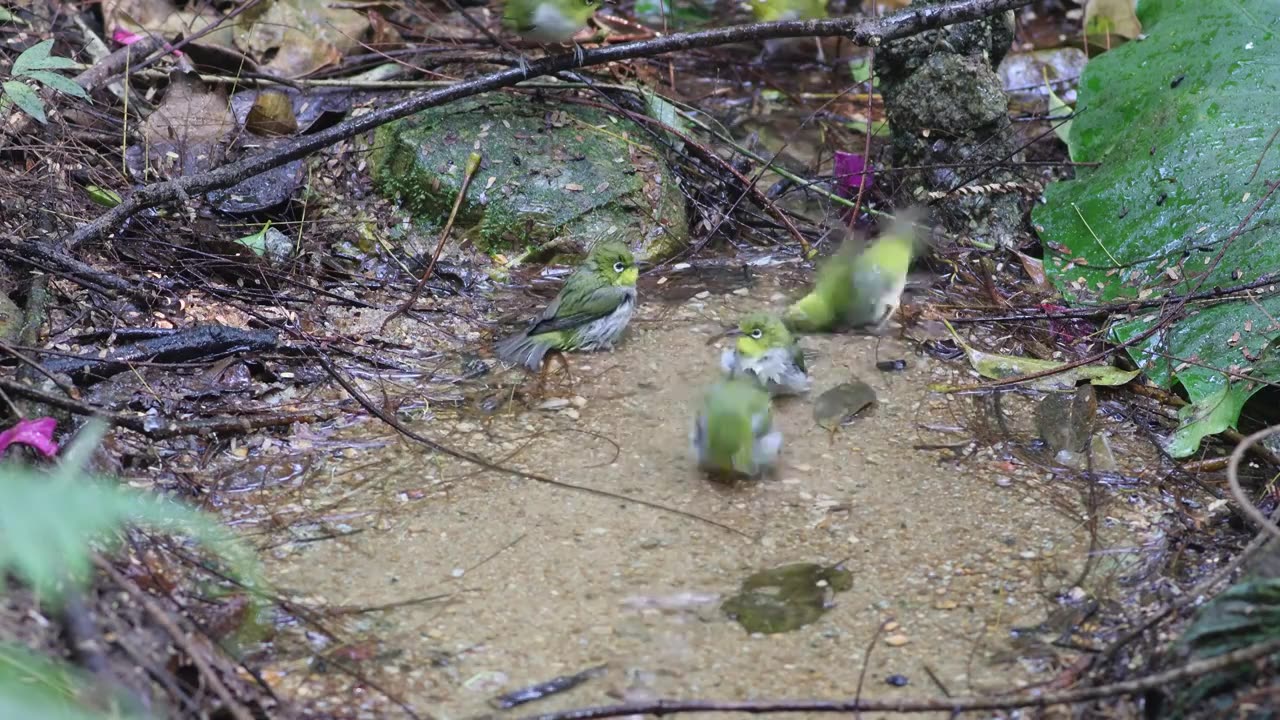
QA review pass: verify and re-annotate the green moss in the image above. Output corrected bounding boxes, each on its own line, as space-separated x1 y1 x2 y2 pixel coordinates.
368 95 689 259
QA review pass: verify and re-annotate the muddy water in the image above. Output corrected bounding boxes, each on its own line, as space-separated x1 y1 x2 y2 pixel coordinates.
261 274 1172 719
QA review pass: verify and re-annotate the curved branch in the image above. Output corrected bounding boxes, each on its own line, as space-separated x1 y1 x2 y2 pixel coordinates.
1228 424 1280 541
60 0 1034 250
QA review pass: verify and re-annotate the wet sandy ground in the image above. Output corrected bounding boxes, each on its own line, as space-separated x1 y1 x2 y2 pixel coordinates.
259 276 1174 719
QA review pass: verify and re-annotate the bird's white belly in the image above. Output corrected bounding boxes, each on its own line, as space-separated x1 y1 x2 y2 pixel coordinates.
573 293 635 350
524 3 582 42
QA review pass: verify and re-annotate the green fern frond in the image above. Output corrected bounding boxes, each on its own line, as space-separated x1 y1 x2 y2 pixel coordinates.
0 642 144 719
0 421 257 602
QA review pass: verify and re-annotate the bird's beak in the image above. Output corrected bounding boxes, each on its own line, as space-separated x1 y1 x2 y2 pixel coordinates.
705 327 741 346
635 260 655 271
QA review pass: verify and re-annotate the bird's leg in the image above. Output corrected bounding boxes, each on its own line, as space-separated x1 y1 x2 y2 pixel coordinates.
543 349 575 388
871 303 897 335
518 52 532 79
572 40 585 67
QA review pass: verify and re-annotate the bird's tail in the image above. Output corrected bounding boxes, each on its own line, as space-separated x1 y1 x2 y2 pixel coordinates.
495 331 551 370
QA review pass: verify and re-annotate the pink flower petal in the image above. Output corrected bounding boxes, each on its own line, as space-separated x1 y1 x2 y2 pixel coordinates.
833 151 874 198
111 28 182 56
0 417 60 459
112 28 143 46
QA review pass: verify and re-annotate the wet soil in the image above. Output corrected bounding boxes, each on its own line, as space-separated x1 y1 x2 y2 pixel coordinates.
256 271 1183 719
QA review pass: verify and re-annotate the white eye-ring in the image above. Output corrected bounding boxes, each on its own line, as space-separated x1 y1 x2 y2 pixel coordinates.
750 329 763 339
613 261 625 273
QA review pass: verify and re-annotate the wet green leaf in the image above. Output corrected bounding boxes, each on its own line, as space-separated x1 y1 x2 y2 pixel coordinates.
848 57 873 85
1163 384 1248 458
1043 69 1074 156
234 223 272 256
3 80 45 123
84 185 122 208
1034 0 1280 456
12 40 79 75
941 320 1139 391
722 562 852 634
23 70 86 99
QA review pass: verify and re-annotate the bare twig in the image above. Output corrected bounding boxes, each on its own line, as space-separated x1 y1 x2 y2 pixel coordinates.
382 152 482 330
94 557 255 720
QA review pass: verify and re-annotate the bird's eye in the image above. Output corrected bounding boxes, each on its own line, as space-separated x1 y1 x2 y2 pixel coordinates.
613 261 625 273
750 329 763 339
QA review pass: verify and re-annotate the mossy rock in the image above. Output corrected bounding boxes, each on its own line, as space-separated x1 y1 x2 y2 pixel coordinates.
369 95 689 260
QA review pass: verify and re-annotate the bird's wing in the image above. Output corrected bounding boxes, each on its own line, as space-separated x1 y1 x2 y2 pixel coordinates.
527 284 631 336
790 344 807 373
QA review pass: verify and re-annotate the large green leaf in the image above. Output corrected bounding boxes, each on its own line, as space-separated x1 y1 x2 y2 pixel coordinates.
1033 0 1280 457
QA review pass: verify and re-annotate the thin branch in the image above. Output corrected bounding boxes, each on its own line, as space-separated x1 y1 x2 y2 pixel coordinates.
1228 425 1280 542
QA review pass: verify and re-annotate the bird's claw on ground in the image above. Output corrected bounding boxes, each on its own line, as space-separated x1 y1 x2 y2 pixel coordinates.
534 351 575 397
572 41 585 67
518 54 531 78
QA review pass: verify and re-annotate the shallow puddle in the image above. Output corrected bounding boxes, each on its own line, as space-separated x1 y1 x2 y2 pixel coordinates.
258 273 1177 719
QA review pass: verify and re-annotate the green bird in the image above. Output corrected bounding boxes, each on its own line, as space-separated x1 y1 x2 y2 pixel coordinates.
720 313 811 396
496 240 639 370
503 0 601 68
748 0 827 23
691 379 782 479
747 0 828 60
784 209 922 333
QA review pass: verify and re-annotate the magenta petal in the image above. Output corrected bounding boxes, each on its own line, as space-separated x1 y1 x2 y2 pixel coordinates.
833 151 874 198
0 417 60 459
112 28 143 46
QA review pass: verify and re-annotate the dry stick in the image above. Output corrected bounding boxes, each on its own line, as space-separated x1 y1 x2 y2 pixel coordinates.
518 635 1280 719
60 0 1036 252
382 151 482 331
93 556 255 720
313 355 752 538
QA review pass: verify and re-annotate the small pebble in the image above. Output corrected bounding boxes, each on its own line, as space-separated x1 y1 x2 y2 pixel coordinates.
885 674 909 687
571 395 588 408
876 359 908 372
934 599 958 610
732 287 749 296
564 408 580 420
883 621 900 632
694 290 711 299
995 477 1012 488
794 463 813 472
538 398 570 410
884 634 910 647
